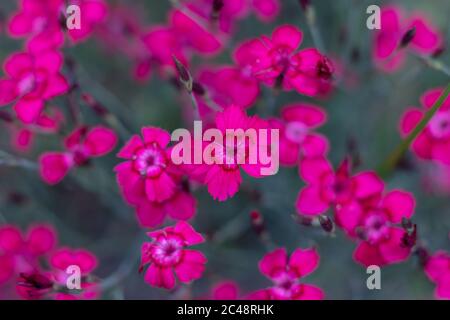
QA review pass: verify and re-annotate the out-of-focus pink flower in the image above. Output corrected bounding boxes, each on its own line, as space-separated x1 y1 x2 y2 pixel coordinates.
271 103 328 166
0 224 57 285
422 163 450 195
9 108 64 153
140 221 207 289
250 248 324 300
66 0 108 43
373 6 443 72
184 0 279 33
235 25 333 96
0 50 69 123
196 65 260 110
8 0 107 51
135 182 197 228
39 126 117 184
95 5 151 82
211 281 240 300
336 190 415 267
143 9 222 70
50 247 99 300
425 251 450 300
296 157 384 216
400 87 450 165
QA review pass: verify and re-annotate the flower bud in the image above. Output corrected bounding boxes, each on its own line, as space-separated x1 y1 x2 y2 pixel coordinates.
318 215 334 233
399 26 416 48
173 56 193 93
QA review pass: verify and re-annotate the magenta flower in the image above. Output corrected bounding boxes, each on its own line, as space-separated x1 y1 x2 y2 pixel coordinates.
250 248 324 300
425 251 450 300
296 157 384 216
373 5 443 72
8 0 107 51
192 105 272 201
39 126 117 184
336 190 416 267
400 87 450 165
66 0 108 43
135 183 197 228
235 25 333 96
143 9 222 70
115 127 179 204
50 247 99 300
9 107 64 153
211 281 240 300
271 103 328 166
140 221 207 290
185 0 279 33
0 224 56 285
0 50 69 123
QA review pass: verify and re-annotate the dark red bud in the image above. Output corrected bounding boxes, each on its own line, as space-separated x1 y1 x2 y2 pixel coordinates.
432 46 445 58
299 0 311 11
318 215 334 233
192 81 206 96
172 56 193 93
250 210 265 235
400 27 416 48
0 110 13 123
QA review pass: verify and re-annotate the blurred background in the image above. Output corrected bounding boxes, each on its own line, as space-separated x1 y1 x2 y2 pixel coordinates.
0 0 449 299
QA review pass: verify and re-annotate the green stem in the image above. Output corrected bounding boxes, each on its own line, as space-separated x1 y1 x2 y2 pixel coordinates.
0 150 37 170
377 83 450 178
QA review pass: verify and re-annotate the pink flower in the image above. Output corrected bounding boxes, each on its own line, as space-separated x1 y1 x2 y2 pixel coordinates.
0 224 57 285
271 103 328 166
115 127 179 204
39 126 117 184
135 182 197 228
8 0 107 51
235 25 333 96
143 10 222 70
50 247 99 300
250 248 324 300
296 157 384 216
8 0 65 52
373 6 443 72
9 107 64 153
425 251 450 299
192 105 272 201
400 87 450 165
196 65 260 110
66 0 108 43
211 281 240 300
184 0 279 33
140 221 207 289
0 50 69 123
336 190 416 267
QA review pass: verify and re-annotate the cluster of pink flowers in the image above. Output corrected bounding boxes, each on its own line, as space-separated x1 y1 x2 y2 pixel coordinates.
0 223 98 300
0 0 448 301
296 155 417 267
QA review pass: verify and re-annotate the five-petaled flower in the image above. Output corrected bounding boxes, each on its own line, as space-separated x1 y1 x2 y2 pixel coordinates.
140 221 207 290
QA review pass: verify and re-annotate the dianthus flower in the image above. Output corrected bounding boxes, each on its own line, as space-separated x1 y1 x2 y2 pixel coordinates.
249 248 324 300
270 103 328 166
40 126 117 184
400 87 450 165
373 5 442 72
0 50 69 123
296 157 384 216
235 25 333 96
140 221 206 289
